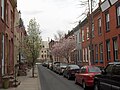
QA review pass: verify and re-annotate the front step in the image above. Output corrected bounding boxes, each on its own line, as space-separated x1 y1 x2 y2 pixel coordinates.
9 78 21 87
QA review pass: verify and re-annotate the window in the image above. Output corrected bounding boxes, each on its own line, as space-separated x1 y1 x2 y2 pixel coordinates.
105 12 110 31
113 38 118 61
82 29 84 42
41 55 43 58
92 23 94 37
99 43 103 63
11 11 14 31
88 46 90 62
45 55 46 58
81 67 86 73
95 45 98 62
77 32 81 43
85 48 88 62
116 5 120 26
2 34 5 75
83 49 85 62
91 45 94 64
106 40 111 60
1 0 5 20
88 66 101 73
87 27 89 40
6 3 9 24
113 65 120 75
105 64 113 74
98 18 102 35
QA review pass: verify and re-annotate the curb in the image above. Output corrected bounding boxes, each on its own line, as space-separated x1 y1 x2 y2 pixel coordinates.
36 65 41 90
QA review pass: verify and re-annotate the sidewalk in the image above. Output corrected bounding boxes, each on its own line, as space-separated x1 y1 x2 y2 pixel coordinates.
0 65 41 90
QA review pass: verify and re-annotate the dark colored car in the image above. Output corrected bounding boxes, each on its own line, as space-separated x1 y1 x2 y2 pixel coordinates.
75 65 101 90
94 62 120 90
63 64 80 79
56 63 68 74
42 61 49 67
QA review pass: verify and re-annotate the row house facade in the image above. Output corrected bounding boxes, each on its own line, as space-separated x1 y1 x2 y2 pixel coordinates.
79 0 120 67
0 0 17 87
0 0 26 88
14 9 26 68
49 0 120 68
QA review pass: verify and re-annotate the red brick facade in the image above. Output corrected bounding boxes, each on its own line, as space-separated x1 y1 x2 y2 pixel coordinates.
80 0 120 67
0 0 17 87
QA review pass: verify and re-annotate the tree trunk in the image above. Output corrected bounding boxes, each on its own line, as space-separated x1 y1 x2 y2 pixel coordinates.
32 64 34 77
32 58 35 77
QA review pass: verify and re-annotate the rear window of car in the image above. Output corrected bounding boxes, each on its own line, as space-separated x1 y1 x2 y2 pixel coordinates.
69 65 80 69
60 63 67 66
112 64 120 75
88 66 101 72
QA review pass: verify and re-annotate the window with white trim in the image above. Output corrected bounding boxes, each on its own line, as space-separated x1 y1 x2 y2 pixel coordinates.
106 40 111 60
82 29 84 42
95 44 98 61
85 48 88 62
92 23 94 37
83 49 85 62
1 0 5 20
117 5 120 26
98 18 102 35
105 12 110 31
113 38 118 61
87 27 89 40
99 43 103 62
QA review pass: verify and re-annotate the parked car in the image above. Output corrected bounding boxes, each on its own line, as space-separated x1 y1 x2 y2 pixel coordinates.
75 65 101 90
94 62 120 90
63 64 80 79
52 62 61 72
47 61 52 69
42 61 49 67
56 63 68 74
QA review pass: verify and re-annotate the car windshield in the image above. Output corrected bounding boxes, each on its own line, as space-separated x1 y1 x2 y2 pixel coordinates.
88 66 101 72
60 63 67 66
69 65 80 69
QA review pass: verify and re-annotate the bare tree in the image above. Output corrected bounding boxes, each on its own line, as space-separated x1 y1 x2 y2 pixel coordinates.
77 0 97 20
54 30 65 41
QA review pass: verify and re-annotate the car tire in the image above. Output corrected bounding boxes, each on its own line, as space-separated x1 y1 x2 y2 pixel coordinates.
82 81 87 90
94 81 100 90
67 74 70 80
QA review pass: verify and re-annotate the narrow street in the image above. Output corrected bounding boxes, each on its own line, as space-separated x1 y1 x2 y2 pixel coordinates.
38 65 83 90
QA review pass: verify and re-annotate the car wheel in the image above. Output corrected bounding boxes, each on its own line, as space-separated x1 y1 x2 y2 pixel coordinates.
94 81 100 90
82 81 87 90
67 74 70 80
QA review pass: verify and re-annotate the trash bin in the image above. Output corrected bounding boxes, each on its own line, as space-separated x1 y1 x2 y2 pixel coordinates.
2 77 9 89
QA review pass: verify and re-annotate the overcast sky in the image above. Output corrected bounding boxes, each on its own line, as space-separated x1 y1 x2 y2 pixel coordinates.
17 0 94 41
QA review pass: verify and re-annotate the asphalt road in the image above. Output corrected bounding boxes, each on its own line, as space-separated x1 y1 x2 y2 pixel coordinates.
38 65 83 90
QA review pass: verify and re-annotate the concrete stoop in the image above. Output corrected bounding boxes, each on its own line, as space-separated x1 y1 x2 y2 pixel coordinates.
9 78 21 87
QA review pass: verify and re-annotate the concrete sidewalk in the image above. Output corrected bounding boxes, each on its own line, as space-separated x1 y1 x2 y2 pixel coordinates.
0 66 41 90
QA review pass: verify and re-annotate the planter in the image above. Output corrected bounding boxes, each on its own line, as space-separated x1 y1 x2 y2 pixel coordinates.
2 77 9 89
